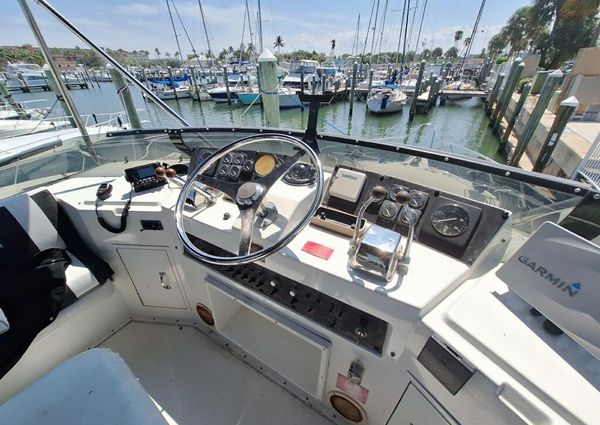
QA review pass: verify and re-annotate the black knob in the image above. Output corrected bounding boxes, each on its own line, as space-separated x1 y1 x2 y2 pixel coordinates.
395 190 411 205
370 185 387 202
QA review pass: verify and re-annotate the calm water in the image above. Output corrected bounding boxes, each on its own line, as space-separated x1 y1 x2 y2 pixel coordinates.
12 82 503 161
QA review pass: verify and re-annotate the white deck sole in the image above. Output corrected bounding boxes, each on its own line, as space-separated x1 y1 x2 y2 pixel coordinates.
100 322 334 425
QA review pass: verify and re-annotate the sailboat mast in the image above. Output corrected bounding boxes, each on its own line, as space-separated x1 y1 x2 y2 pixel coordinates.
351 14 361 59
395 0 407 65
370 0 380 57
414 0 428 54
401 0 411 66
246 0 254 49
362 0 376 58
239 1 247 65
197 0 213 67
258 0 263 51
460 0 486 72
407 0 418 57
376 0 389 62
166 0 184 62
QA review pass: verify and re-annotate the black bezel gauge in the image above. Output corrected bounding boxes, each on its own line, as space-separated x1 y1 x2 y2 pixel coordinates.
431 204 470 237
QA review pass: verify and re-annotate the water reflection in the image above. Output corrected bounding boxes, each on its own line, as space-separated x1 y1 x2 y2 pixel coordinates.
12 82 503 161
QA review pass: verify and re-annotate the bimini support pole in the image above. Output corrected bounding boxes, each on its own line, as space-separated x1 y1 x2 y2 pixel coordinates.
29 0 190 128
18 0 100 164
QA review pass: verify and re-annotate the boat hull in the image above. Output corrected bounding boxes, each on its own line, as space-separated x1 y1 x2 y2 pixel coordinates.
209 91 239 103
237 92 261 105
367 94 406 114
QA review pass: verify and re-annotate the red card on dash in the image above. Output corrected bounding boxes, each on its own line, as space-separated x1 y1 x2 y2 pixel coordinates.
302 241 334 260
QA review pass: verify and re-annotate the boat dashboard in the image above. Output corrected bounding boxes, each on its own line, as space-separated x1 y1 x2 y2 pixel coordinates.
5 150 599 425
188 146 510 266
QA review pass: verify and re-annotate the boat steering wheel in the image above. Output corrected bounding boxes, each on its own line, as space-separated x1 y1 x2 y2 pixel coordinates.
175 134 324 265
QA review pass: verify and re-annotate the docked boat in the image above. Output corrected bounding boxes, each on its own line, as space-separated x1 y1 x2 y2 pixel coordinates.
236 90 262 105
1 4 600 425
366 88 408 114
153 85 191 100
282 60 319 89
4 63 48 90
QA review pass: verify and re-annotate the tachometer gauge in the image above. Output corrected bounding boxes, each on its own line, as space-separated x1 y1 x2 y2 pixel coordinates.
431 204 470 237
254 154 277 176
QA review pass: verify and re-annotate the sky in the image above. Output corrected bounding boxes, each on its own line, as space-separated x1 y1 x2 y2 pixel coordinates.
1 0 531 58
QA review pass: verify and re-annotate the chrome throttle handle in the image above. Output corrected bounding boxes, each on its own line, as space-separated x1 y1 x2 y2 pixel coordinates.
349 185 387 255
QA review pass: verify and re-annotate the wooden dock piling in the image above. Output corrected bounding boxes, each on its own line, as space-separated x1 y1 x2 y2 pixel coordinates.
349 62 358 117
409 60 426 121
532 96 578 172
485 73 505 116
108 64 141 129
498 83 531 154
492 61 525 134
490 58 522 124
222 66 231 105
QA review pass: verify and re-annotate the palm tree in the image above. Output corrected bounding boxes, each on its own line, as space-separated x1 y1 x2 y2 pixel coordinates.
273 35 285 54
330 39 336 58
154 48 161 59
454 30 464 48
431 47 443 59
445 47 459 60
165 52 171 58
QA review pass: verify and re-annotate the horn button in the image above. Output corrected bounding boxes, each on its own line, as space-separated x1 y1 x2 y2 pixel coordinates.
236 182 264 206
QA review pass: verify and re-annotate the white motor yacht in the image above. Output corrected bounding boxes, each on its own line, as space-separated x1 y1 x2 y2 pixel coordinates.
4 63 48 90
367 88 408 114
282 60 319 89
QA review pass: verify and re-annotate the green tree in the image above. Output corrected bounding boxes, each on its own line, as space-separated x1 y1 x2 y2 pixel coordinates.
445 47 459 60
431 47 443 59
454 30 464 48
273 35 285 54
154 47 161 59
487 33 508 56
421 48 431 59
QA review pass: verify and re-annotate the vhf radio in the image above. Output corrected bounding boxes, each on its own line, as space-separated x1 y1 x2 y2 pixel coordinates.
124 163 167 192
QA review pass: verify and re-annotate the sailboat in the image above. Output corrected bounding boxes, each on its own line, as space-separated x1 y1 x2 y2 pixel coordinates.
2 3 600 425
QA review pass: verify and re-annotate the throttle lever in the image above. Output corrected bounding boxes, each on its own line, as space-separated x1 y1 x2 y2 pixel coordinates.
349 185 387 256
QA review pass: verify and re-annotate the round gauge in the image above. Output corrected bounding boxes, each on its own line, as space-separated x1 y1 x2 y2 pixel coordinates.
222 152 234 164
379 200 400 219
388 185 409 201
242 159 254 173
409 190 429 209
399 206 422 225
232 153 246 165
217 164 229 177
283 163 316 185
431 204 470 237
254 154 277 176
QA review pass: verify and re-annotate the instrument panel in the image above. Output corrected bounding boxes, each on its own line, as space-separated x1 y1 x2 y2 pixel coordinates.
324 166 509 264
190 148 316 186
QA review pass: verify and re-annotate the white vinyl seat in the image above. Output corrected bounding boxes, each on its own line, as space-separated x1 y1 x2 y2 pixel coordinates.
0 348 167 425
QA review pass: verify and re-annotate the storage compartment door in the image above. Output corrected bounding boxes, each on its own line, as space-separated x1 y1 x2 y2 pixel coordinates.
117 247 186 309
387 383 451 425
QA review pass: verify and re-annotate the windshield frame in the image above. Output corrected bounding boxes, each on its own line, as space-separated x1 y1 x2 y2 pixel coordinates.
105 126 595 198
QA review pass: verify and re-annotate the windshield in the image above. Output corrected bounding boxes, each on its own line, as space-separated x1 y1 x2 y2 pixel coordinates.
1 128 591 256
